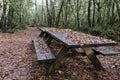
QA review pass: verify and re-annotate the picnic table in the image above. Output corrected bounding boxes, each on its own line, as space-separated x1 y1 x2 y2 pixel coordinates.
33 27 118 73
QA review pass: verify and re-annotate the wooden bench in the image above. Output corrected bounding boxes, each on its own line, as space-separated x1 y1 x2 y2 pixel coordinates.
93 49 118 56
32 38 56 62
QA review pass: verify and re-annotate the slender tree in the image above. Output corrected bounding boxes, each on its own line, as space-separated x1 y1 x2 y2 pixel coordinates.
56 0 64 26
92 0 96 27
114 0 120 18
88 0 92 27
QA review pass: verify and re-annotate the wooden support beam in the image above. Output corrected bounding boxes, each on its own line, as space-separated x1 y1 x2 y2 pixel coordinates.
44 33 49 39
45 35 53 46
65 52 86 58
39 31 45 38
48 46 69 73
82 48 104 70
64 49 86 58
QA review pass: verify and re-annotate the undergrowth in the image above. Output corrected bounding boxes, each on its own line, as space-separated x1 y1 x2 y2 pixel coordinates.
60 24 120 42
7 24 27 33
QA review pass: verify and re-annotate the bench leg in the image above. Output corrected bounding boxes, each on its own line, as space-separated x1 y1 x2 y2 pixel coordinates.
45 36 53 45
82 48 104 70
44 33 49 39
39 31 45 38
48 46 68 73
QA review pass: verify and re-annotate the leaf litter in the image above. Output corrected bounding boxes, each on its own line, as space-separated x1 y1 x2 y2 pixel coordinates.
0 27 119 80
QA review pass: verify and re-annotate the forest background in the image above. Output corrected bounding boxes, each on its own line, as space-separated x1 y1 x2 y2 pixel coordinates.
0 0 120 41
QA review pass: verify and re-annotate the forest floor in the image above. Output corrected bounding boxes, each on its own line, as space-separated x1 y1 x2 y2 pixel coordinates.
0 27 120 80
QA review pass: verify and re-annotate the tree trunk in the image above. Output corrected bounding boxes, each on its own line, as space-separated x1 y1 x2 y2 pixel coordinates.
88 0 92 27
56 0 64 26
0 0 3 20
46 0 51 27
110 2 115 25
41 0 44 25
107 0 111 25
92 0 96 27
96 0 101 24
3 0 9 32
114 0 120 18
0 0 3 29
76 0 80 29
50 0 56 26
64 0 70 27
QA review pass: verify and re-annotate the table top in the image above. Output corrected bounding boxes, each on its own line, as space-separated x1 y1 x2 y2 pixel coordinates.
40 28 118 48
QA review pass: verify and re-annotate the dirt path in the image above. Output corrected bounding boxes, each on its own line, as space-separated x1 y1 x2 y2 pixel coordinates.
0 27 120 80
0 27 40 80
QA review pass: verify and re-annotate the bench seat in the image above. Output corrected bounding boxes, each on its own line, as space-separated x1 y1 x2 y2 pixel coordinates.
32 38 56 61
93 49 118 56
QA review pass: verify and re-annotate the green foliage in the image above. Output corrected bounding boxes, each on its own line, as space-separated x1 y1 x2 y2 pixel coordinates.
0 0 33 32
55 23 120 42
7 28 16 33
79 25 120 42
0 0 120 42
7 24 26 33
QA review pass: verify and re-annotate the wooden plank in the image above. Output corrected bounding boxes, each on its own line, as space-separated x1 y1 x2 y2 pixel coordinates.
38 28 118 49
32 38 56 61
44 30 118 48
45 31 70 48
46 53 56 60
39 27 46 32
41 38 56 60
93 49 118 56
53 33 68 41
82 43 118 48
32 39 47 61
67 42 118 48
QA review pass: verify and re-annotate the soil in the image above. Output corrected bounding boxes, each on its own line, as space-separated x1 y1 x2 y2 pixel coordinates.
0 27 120 80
